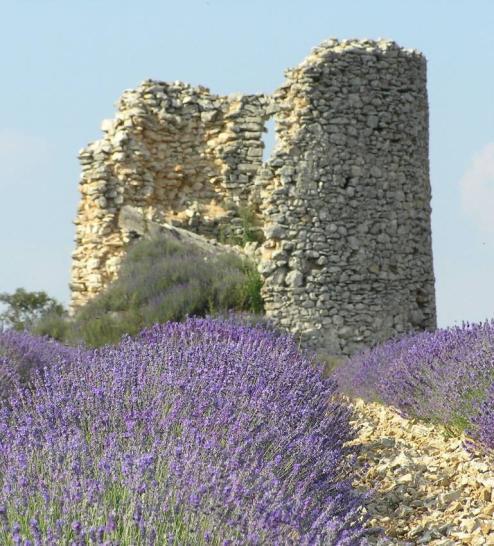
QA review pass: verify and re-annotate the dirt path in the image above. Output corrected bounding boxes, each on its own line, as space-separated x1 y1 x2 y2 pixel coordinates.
348 399 494 545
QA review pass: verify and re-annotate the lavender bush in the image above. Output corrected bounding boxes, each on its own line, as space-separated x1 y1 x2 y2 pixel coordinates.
333 320 494 450
0 319 371 545
36 235 264 348
0 329 81 402
473 382 494 451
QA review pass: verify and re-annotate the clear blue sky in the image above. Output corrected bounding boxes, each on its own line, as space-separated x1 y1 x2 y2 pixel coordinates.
1 0 493 328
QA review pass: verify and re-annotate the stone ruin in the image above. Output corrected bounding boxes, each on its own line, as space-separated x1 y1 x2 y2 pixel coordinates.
70 38 436 358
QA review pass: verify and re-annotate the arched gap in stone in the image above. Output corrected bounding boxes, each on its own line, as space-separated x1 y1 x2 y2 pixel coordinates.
262 117 276 163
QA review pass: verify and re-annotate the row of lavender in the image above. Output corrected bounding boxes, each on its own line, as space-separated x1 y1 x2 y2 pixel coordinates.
334 320 494 452
0 320 372 545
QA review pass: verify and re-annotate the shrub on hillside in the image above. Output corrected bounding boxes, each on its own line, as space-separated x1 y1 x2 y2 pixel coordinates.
333 321 494 451
0 319 371 545
36 235 264 347
0 288 65 332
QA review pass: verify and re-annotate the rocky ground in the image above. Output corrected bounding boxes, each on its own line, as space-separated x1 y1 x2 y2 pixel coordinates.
349 399 494 545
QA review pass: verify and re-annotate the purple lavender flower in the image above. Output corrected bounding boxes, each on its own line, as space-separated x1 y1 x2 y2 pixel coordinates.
473 381 494 451
0 319 372 544
333 320 494 454
0 329 82 402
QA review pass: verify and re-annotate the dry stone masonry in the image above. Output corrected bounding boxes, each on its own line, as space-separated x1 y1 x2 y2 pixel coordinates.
258 38 436 357
71 38 436 357
72 83 269 308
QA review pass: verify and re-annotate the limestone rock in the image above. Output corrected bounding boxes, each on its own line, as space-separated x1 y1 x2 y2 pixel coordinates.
348 397 494 545
70 39 436 360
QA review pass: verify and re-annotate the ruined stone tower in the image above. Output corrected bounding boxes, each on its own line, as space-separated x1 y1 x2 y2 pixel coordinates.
70 38 436 357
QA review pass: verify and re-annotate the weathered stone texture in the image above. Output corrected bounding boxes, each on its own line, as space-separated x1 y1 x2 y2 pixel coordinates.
258 38 436 356
71 81 268 308
70 38 436 357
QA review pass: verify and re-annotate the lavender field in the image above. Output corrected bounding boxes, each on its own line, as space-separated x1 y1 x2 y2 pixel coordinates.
0 320 371 545
1 310 494 544
333 320 494 453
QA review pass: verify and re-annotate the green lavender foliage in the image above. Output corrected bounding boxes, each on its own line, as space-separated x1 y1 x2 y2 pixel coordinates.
35 235 264 347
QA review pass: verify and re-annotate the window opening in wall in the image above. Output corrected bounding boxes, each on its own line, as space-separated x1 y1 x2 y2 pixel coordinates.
262 117 276 163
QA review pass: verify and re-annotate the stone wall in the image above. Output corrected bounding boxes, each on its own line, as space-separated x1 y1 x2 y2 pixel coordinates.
71 82 269 308
258 39 436 356
70 38 436 356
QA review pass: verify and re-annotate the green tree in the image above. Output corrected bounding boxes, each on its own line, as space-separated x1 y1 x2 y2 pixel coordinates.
0 288 65 331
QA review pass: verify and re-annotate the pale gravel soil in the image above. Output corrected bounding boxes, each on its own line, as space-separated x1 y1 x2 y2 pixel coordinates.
347 398 494 545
